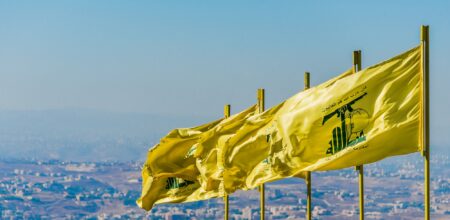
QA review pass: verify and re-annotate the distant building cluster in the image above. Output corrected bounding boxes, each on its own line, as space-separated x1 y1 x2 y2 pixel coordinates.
0 154 448 219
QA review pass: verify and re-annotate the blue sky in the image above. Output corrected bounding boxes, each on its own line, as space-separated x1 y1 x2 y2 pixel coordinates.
1 1 449 147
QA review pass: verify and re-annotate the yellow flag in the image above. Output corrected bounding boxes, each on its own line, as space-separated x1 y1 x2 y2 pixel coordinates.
223 46 422 192
221 69 353 192
193 105 258 195
136 119 222 211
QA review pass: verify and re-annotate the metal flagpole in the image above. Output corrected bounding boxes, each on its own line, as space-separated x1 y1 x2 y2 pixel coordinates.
223 104 231 220
304 72 312 220
420 25 430 220
258 88 265 220
353 50 364 220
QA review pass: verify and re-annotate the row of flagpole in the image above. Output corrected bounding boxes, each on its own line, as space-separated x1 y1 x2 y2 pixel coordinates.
304 72 311 220
353 50 364 220
223 105 231 220
221 25 430 220
258 88 265 220
421 25 430 220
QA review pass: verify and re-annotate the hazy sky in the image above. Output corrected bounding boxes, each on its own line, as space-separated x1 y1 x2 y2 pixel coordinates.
1 1 449 146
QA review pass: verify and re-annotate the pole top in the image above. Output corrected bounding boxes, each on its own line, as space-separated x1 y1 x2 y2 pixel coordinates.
353 50 361 63
304 72 310 90
224 104 230 118
257 88 265 99
353 50 362 73
421 25 429 42
257 88 265 113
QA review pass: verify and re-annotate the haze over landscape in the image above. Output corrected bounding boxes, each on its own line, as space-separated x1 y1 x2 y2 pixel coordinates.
0 1 449 219
1 1 450 162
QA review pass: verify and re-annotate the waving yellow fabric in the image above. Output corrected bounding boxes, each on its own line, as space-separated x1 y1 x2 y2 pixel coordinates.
223 46 422 192
136 119 222 211
194 105 258 195
137 105 259 211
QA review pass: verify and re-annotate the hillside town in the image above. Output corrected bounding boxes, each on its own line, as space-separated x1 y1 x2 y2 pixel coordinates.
0 154 448 219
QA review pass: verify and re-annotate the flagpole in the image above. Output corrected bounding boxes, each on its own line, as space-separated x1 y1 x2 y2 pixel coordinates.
353 50 364 220
223 104 231 220
304 72 312 220
420 25 430 220
258 88 265 220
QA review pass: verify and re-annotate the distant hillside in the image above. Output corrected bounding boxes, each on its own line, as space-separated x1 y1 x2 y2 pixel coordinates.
0 109 447 162
0 109 215 162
